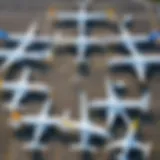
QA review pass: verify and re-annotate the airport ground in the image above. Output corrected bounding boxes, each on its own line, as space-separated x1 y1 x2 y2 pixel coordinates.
0 0 159 160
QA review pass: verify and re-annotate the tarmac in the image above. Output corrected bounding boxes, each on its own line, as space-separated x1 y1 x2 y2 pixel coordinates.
0 0 159 160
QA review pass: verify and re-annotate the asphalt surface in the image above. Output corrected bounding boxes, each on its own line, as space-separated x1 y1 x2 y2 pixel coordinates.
0 0 160 160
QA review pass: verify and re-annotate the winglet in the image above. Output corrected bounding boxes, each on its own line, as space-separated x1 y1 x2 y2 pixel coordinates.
130 118 140 131
10 111 22 121
106 8 116 20
45 55 54 64
0 79 4 87
141 91 150 112
47 6 57 18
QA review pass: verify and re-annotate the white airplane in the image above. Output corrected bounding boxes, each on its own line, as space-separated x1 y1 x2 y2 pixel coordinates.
117 15 147 55
0 68 50 111
8 33 51 44
59 90 110 152
0 22 53 72
107 119 152 160
108 44 160 82
108 16 160 82
9 99 61 151
54 0 117 30
53 25 105 67
89 79 150 129
100 14 149 48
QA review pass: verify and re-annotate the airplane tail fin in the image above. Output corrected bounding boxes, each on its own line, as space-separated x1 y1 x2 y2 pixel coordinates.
8 111 22 129
21 67 32 81
40 98 53 115
23 141 47 151
78 0 91 10
143 143 152 159
0 79 4 89
121 14 133 29
141 91 150 112
70 143 97 153
28 21 38 34
129 118 140 133
62 110 71 119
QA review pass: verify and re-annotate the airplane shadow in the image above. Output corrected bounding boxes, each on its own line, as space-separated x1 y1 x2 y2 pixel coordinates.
5 39 49 51
4 61 50 79
1 91 48 107
110 41 160 54
81 152 93 160
77 63 90 76
55 21 119 32
109 64 160 82
31 151 45 160
110 150 145 160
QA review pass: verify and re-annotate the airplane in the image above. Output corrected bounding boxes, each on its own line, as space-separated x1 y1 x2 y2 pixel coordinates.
8 33 51 45
107 119 152 160
102 14 149 48
52 23 106 69
50 0 117 30
115 15 147 54
108 16 160 82
9 99 61 151
89 79 150 129
108 42 160 82
0 22 53 72
58 90 110 152
0 67 50 111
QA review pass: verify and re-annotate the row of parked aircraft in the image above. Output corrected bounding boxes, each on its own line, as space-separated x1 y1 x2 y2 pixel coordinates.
0 0 154 159
0 22 53 73
6 91 152 160
4 11 159 83
9 90 151 158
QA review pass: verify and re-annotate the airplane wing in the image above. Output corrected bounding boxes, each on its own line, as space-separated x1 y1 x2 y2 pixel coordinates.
89 99 108 109
87 12 107 21
0 81 17 92
107 139 124 150
0 58 16 72
55 37 76 46
108 57 133 68
56 12 78 21
23 51 52 62
103 34 148 46
91 125 108 138
134 142 152 158
145 55 160 65
121 91 150 112
122 100 145 110
7 89 27 110
128 35 149 44
10 33 51 44
29 84 49 95
0 49 12 59
89 36 105 47
20 115 38 124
